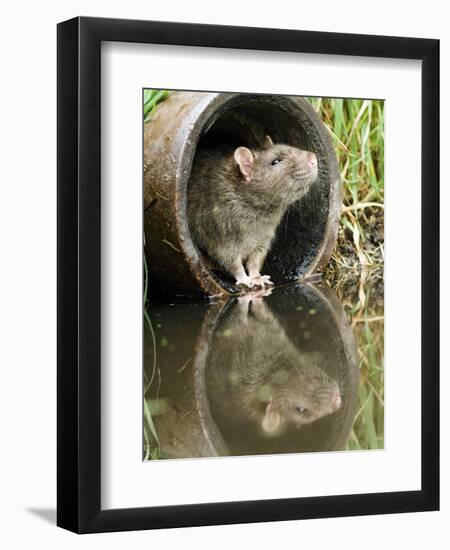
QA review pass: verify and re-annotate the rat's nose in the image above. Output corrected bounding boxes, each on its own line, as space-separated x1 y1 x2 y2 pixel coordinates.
307 152 318 169
331 391 341 411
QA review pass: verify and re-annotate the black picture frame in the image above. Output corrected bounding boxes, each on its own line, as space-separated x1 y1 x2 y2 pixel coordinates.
57 16 440 534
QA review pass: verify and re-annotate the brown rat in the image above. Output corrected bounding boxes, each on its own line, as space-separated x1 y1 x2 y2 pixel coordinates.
206 294 342 435
187 136 318 288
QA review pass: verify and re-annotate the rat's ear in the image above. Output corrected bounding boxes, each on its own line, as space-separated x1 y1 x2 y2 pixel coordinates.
263 135 274 148
262 401 281 433
234 147 255 182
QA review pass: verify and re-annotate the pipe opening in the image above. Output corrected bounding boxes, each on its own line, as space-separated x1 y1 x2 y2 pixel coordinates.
187 96 332 291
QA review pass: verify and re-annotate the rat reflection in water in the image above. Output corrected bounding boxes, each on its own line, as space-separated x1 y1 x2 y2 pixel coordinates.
207 294 342 436
145 283 359 459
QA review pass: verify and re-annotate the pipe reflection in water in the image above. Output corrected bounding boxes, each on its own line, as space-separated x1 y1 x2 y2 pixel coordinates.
144 283 359 459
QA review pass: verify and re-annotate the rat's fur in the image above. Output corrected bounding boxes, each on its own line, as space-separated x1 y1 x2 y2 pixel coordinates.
187 137 318 288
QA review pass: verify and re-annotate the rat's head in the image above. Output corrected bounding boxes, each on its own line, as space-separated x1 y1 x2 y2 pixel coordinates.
260 362 342 434
233 135 318 205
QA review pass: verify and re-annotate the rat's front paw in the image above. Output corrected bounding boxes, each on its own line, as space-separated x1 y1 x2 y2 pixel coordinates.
235 275 255 289
249 274 274 288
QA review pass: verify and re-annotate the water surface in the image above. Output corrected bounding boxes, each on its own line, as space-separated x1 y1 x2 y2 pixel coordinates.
144 275 384 459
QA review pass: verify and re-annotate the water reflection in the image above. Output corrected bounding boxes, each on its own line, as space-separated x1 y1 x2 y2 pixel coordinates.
144 283 360 459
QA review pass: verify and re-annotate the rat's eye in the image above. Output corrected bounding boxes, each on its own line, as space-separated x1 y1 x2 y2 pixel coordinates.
271 158 281 166
295 406 308 414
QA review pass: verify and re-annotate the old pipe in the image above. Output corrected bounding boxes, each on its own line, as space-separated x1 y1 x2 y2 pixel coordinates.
144 92 341 299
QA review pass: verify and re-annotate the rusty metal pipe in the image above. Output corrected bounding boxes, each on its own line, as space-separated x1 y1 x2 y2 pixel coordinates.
144 92 341 298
